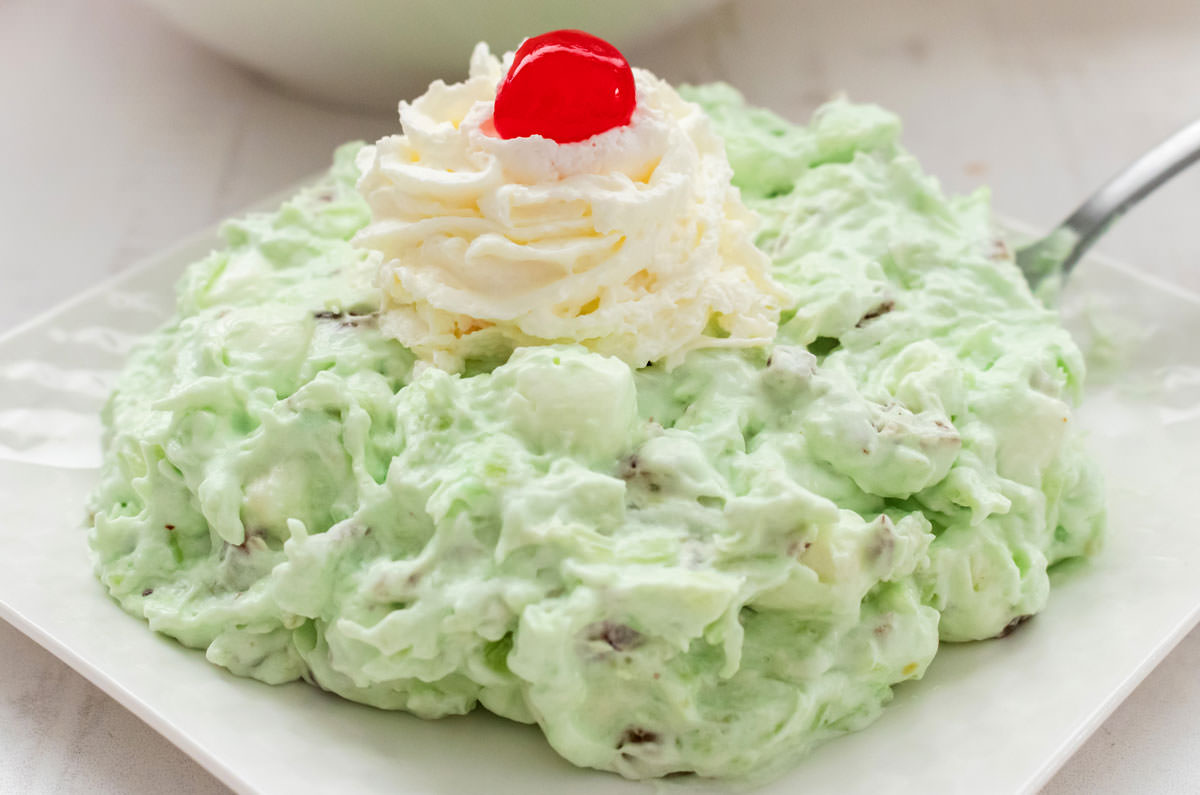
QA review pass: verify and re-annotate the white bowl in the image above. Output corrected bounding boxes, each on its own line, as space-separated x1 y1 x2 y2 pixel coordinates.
133 0 724 110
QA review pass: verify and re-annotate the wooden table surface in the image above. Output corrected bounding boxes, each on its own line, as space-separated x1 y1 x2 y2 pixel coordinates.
3 0 1199 792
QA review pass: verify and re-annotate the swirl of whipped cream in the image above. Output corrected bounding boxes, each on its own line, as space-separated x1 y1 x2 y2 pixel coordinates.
353 44 790 371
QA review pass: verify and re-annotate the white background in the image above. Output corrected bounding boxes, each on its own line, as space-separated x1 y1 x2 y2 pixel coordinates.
2 0 1199 792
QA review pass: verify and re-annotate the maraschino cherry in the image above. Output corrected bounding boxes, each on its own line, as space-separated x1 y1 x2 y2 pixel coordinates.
492 30 636 144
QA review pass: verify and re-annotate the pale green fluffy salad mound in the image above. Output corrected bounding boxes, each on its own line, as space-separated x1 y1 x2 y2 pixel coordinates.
89 86 1104 779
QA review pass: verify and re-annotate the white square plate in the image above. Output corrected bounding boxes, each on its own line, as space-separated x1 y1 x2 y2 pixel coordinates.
1 205 1198 794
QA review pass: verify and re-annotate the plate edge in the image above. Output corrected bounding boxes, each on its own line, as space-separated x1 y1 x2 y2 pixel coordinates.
0 597 257 795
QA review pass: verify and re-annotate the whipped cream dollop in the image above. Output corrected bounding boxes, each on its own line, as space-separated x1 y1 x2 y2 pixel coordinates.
353 44 789 370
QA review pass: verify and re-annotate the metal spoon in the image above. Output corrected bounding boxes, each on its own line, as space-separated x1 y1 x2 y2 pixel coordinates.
1016 117 1200 287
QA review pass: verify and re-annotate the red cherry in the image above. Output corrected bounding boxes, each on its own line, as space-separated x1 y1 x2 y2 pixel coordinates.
493 30 636 144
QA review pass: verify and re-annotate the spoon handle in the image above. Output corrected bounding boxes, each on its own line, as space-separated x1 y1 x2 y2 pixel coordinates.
1059 116 1200 271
